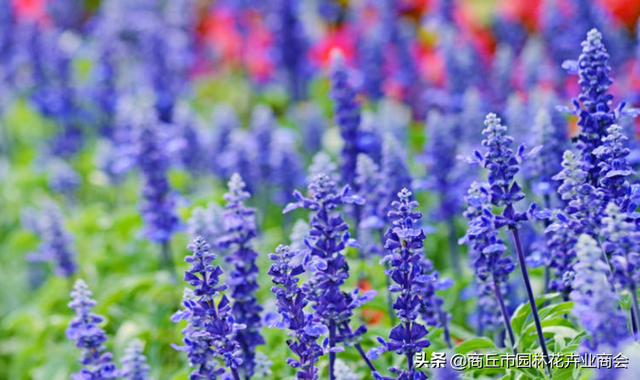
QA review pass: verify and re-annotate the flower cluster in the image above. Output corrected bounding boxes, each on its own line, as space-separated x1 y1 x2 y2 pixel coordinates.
250 105 275 186
187 202 225 247
331 52 363 187
121 340 151 380
171 237 244 379
48 158 81 197
461 183 515 285
211 104 240 179
272 0 309 101
420 111 469 222
136 114 179 244
66 279 121 380
218 174 265 378
460 182 516 345
368 189 452 380
554 150 606 236
602 203 640 293
593 125 635 206
27 201 77 278
284 173 376 376
570 234 629 352
268 244 325 380
469 113 543 227
544 211 578 298
271 129 305 205
562 29 617 183
527 107 568 200
381 134 412 200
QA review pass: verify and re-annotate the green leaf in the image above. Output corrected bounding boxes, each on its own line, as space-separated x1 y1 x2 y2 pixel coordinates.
539 302 574 320
454 337 496 355
541 326 579 340
512 293 562 334
522 317 575 337
551 367 577 380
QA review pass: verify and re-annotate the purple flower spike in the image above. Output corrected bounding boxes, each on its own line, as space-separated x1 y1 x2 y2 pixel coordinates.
268 244 325 379
285 173 375 378
136 114 179 244
66 279 121 380
218 174 265 378
121 340 151 380
330 51 364 187
368 188 453 378
570 234 629 353
172 237 244 380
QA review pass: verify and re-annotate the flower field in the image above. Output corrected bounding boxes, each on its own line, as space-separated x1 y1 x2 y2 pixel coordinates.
3 0 640 379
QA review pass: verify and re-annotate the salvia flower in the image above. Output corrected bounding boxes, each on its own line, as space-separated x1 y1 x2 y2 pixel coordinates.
330 51 363 187
307 152 339 184
121 340 151 380
28 201 77 278
438 27 477 107
539 0 578 75
270 129 305 205
460 182 516 345
527 107 568 200
294 103 325 155
554 150 606 236
221 130 259 193
470 113 550 361
187 203 225 248
561 29 636 184
381 134 412 201
355 153 385 246
48 158 81 197
359 27 384 101
489 44 514 109
272 0 309 101
518 36 546 91
66 279 121 380
592 125 635 206
459 87 486 150
503 94 530 145
368 189 449 380
284 173 376 376
544 211 578 298
268 244 325 380
218 174 265 378
469 113 543 228
211 104 240 179
136 114 179 244
570 234 629 353
461 182 515 286
91 38 117 138
173 105 207 174
250 105 275 185
252 351 273 379
171 237 244 379
420 111 469 222
601 202 640 333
